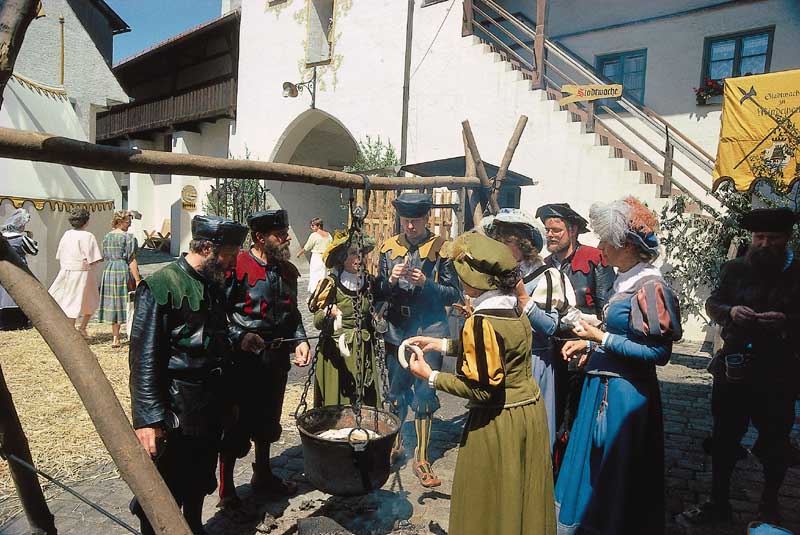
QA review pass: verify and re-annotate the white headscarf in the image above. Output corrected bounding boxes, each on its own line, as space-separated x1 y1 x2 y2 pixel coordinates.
2 208 31 233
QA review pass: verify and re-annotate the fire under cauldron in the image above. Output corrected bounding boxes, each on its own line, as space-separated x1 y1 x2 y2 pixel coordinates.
296 405 401 496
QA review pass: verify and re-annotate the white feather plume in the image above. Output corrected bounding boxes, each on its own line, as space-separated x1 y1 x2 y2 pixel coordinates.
589 200 631 247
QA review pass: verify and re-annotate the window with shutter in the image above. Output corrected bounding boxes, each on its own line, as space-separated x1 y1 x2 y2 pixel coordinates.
306 0 335 67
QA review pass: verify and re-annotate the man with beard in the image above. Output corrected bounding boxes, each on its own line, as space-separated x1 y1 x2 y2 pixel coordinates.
682 207 800 526
129 215 249 535
536 203 615 468
217 209 311 508
375 192 461 488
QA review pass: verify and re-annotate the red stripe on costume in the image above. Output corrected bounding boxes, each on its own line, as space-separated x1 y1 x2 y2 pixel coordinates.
571 245 607 275
234 251 267 286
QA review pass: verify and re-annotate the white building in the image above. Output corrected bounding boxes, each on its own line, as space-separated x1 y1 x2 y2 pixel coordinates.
0 0 128 286
107 0 800 340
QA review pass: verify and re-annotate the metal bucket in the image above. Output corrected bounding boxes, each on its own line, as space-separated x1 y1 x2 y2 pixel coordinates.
725 353 751 383
296 405 401 496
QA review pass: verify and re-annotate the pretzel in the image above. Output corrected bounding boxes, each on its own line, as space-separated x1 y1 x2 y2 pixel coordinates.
398 340 423 369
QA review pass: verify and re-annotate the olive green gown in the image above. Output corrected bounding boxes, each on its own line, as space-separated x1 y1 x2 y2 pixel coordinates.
309 273 381 408
435 301 556 535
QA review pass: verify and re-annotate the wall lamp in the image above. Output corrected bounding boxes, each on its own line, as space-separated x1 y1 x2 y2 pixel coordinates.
282 67 317 109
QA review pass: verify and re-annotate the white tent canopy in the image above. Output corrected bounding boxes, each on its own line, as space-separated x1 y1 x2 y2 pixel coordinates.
0 75 121 287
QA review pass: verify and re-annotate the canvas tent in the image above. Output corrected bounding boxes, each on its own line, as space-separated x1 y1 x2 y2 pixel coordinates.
0 74 120 286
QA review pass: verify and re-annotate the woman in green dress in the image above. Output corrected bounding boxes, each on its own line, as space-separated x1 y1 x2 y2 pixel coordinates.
98 211 141 348
308 230 381 408
406 231 555 535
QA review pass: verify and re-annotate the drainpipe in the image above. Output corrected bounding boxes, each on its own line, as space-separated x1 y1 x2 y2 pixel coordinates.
58 16 65 85
400 0 414 166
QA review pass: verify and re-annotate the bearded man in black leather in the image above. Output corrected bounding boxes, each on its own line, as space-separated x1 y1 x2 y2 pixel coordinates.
683 208 800 527
128 215 250 535
218 209 311 507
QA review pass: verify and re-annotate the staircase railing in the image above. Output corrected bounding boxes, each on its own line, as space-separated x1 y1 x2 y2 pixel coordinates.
463 0 721 210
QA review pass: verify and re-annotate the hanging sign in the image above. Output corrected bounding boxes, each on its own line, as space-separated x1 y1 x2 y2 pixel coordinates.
181 185 197 211
559 84 623 105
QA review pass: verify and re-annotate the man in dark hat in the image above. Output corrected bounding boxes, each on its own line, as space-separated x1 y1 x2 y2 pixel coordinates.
375 192 461 488
536 203 616 468
682 207 800 526
129 214 249 535
217 209 310 508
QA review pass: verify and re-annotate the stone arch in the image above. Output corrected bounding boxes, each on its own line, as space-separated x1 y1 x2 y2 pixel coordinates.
267 109 359 266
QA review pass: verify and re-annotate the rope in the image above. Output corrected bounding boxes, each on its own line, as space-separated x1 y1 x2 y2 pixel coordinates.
0 449 142 535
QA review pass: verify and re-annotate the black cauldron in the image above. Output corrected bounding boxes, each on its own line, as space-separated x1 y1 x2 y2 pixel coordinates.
296 405 400 496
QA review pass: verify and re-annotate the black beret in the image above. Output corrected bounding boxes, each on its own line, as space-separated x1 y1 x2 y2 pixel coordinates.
741 207 798 233
392 192 432 218
535 203 589 233
247 209 289 232
191 215 248 246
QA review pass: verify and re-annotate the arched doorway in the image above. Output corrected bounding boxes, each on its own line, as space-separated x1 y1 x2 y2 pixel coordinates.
269 109 358 255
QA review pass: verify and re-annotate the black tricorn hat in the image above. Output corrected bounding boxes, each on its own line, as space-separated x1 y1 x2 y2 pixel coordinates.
392 192 432 218
247 209 289 232
741 207 798 233
535 203 589 234
191 215 248 246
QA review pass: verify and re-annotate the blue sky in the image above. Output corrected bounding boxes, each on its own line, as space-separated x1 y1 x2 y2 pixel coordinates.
107 0 222 64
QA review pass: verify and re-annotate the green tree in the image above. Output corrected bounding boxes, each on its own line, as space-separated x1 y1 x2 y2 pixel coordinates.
343 136 400 176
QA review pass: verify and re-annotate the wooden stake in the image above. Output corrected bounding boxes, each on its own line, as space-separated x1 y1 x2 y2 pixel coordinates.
0 239 192 535
0 362 56 535
0 0 42 110
461 120 500 215
0 127 481 191
463 131 483 229
492 115 528 206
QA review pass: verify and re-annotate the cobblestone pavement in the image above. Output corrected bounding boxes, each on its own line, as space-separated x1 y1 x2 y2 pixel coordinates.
3 257 800 533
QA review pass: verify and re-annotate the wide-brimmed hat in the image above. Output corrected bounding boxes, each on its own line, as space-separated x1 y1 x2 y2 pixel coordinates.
323 229 376 268
480 208 543 252
446 231 518 290
191 215 248 246
535 203 589 234
741 207 798 233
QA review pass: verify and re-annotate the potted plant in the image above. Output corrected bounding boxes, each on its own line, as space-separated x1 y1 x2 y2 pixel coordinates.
694 79 724 105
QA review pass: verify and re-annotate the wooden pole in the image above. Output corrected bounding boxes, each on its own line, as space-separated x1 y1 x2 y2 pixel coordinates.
0 239 192 535
462 0 474 37
0 362 57 535
492 115 528 206
463 131 482 230
0 0 41 110
0 127 481 190
532 0 547 90
461 120 500 215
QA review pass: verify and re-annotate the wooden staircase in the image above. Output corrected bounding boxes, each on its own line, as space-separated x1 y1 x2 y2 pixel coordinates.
462 0 721 215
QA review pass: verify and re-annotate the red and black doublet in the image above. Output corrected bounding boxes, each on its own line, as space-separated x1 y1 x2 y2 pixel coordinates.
545 243 615 317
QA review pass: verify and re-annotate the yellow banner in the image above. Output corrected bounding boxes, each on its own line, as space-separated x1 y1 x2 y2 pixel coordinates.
559 84 623 105
712 69 800 191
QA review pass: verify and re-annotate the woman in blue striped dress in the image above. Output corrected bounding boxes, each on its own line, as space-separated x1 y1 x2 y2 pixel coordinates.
554 197 682 535
98 211 141 348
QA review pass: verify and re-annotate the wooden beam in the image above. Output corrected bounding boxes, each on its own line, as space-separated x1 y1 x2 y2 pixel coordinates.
462 0 475 37
0 239 193 535
0 361 56 535
0 127 482 190
0 0 42 110
461 120 500 214
463 131 482 230
532 0 547 90
492 115 528 206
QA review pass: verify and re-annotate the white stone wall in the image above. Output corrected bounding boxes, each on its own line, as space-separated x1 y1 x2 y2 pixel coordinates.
14 0 129 139
125 120 233 254
557 0 800 156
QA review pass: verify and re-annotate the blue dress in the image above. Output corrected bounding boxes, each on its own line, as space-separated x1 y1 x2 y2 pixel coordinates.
554 272 680 535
